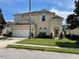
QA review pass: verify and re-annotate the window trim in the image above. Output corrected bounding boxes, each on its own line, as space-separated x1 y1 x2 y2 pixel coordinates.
40 15 47 21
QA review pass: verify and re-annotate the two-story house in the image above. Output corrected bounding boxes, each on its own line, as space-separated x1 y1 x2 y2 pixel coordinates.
3 9 63 38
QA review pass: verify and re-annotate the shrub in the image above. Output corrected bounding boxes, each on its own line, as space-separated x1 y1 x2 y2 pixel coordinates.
71 35 79 40
37 32 50 38
59 32 64 39
65 34 79 40
3 32 12 37
65 34 71 39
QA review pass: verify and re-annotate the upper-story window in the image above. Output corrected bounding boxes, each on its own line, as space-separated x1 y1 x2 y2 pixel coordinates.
41 15 46 21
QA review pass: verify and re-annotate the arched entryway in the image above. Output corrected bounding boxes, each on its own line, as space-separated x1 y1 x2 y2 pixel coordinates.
52 25 60 37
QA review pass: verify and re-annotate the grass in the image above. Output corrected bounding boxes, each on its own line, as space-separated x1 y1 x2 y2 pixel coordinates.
7 38 79 54
17 38 76 47
7 44 79 54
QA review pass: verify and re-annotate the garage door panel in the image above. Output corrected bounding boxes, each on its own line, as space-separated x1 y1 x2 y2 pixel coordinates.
12 30 29 38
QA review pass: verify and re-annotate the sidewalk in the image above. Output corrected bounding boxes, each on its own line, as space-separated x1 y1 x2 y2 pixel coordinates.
12 43 79 49
13 43 61 49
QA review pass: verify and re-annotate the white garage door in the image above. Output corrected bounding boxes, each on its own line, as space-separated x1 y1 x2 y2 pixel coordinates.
12 29 29 38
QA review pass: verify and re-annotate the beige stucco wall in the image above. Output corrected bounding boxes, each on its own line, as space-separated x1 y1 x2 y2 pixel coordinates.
14 12 63 37
50 18 63 31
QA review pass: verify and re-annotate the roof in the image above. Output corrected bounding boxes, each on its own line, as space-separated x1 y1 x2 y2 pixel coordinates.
15 23 35 25
52 15 63 19
14 9 63 19
14 9 55 16
6 22 14 27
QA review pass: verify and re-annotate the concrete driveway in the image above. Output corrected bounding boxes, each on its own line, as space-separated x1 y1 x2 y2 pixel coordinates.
0 37 25 48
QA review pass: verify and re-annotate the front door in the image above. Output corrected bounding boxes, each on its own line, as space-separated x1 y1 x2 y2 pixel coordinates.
53 26 60 37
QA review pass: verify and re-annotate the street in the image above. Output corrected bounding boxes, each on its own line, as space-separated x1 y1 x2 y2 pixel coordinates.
0 48 78 59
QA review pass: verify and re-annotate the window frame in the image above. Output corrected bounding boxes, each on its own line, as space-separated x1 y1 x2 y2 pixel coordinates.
40 15 47 21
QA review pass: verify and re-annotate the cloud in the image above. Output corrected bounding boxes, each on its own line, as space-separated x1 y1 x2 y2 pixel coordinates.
50 8 73 25
0 0 75 21
6 20 14 22
40 0 75 11
50 8 73 19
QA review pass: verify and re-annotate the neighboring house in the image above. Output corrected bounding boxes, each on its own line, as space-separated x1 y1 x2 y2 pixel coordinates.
2 22 14 35
3 9 63 38
62 25 79 36
66 27 79 36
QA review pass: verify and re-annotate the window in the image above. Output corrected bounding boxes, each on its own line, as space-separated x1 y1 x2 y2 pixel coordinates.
40 27 42 29
42 15 46 21
44 27 47 29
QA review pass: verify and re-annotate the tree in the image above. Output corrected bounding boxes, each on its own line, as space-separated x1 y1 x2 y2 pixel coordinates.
0 8 6 25
74 0 79 27
74 0 79 16
66 0 79 30
0 8 6 35
66 0 79 45
66 14 79 29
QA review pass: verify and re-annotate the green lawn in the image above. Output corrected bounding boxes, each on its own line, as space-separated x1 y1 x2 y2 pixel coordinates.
17 38 77 48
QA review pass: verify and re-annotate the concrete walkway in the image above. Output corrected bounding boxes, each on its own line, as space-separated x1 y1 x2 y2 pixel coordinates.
0 37 25 48
13 43 79 49
13 43 61 48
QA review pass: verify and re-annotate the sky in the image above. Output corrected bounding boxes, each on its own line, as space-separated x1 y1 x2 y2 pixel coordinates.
0 0 75 24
